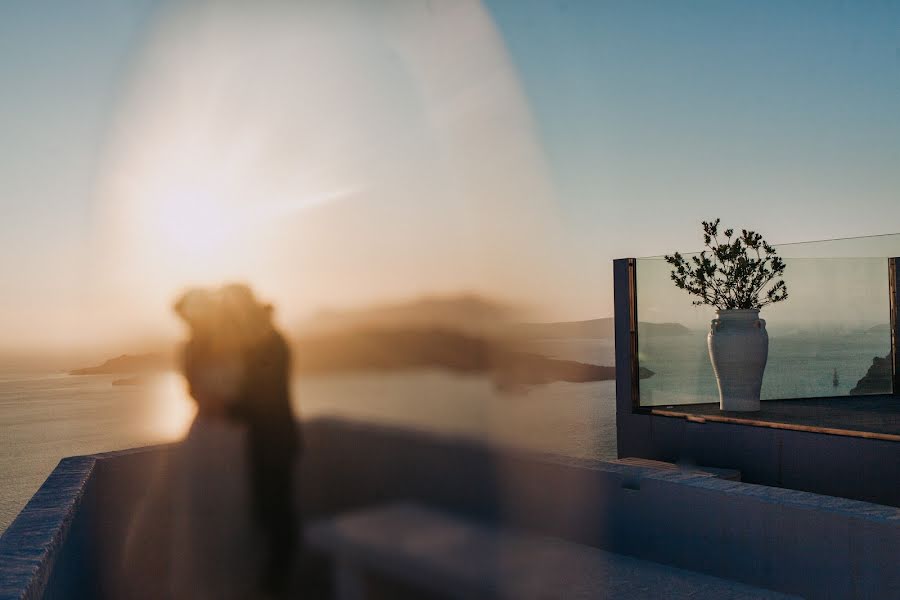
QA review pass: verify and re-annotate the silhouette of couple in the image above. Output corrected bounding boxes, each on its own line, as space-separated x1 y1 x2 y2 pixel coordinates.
172 284 300 598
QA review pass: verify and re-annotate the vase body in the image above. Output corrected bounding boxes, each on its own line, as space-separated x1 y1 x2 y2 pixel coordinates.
707 309 768 411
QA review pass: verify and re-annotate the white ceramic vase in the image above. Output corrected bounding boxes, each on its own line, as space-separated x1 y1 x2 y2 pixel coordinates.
707 309 768 411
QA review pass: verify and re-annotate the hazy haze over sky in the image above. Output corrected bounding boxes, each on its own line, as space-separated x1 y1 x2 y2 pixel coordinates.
1 0 899 354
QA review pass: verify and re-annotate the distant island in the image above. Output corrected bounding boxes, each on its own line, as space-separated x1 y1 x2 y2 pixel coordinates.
70 353 170 375
508 318 690 340
303 294 689 340
306 293 516 336
866 324 891 334
70 329 654 386
70 295 667 386
291 328 654 384
111 376 148 386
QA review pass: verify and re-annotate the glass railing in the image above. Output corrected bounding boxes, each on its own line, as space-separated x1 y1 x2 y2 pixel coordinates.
634 241 895 407
641 232 900 260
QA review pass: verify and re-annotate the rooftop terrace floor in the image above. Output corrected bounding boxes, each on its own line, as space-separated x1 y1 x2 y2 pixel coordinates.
650 394 900 441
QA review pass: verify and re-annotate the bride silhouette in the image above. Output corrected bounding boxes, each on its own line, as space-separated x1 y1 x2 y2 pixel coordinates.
169 284 300 598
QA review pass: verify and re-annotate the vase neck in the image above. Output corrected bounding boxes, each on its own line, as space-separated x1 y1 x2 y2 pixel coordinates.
715 309 760 321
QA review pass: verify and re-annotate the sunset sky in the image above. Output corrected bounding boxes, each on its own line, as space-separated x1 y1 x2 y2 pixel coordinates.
1 0 899 354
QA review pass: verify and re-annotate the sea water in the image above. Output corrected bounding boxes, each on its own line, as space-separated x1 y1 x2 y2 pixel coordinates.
639 331 890 406
0 338 619 534
1 333 890 535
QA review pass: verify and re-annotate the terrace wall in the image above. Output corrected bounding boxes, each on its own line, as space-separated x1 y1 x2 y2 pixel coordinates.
1 418 898 599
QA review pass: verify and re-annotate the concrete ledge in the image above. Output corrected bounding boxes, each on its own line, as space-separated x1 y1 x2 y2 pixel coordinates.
655 468 900 523
0 456 96 600
0 443 175 600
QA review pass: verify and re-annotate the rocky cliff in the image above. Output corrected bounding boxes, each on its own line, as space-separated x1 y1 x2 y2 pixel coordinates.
850 353 892 395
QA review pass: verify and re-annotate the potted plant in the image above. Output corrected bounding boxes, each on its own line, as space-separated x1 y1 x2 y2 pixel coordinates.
665 219 788 411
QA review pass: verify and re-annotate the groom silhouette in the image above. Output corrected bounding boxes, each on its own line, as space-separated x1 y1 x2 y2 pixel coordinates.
219 284 300 594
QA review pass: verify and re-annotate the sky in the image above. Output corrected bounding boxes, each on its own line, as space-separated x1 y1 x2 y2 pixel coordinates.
1 0 899 354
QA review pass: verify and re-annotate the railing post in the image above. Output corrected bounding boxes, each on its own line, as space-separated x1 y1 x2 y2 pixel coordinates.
614 258 640 414
890 257 899 396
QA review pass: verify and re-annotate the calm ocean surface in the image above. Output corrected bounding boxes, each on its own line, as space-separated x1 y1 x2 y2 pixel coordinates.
1 333 889 535
639 331 890 406
0 339 618 534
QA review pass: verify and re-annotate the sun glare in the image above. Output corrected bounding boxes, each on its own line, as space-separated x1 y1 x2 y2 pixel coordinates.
93 0 563 327
156 187 235 258
147 372 197 440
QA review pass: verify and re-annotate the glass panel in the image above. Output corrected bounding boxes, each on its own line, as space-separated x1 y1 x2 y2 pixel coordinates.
635 255 892 407
642 232 900 259
775 234 900 259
